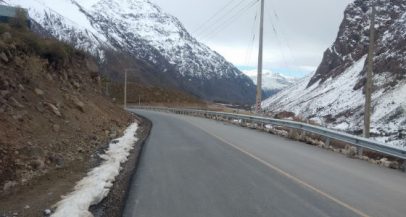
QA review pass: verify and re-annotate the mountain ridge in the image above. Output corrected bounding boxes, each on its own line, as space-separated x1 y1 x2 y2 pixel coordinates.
263 0 406 149
6 0 256 104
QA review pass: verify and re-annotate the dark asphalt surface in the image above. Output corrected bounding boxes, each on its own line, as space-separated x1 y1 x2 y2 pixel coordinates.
123 110 406 217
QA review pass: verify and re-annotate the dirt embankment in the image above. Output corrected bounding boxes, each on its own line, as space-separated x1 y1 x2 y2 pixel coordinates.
0 23 133 216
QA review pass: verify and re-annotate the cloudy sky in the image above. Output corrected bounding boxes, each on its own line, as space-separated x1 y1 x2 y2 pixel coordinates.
151 0 353 77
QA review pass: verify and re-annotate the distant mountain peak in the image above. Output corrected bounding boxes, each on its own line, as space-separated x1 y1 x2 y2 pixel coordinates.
243 69 299 91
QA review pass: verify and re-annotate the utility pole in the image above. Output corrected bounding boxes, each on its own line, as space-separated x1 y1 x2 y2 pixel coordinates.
364 3 376 138
124 69 128 109
255 0 265 114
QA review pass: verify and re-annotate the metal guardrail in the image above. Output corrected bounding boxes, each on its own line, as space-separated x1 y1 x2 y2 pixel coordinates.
131 106 406 160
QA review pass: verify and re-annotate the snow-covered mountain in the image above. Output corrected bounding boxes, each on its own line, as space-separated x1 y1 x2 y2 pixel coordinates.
243 70 298 98
5 0 256 104
263 0 406 149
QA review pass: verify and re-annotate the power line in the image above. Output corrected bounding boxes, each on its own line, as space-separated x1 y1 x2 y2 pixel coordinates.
199 0 259 41
195 0 249 36
266 1 300 70
192 0 239 33
266 10 290 68
244 7 259 66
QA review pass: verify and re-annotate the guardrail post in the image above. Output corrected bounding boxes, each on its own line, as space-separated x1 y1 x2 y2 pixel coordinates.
325 137 331 147
357 147 364 156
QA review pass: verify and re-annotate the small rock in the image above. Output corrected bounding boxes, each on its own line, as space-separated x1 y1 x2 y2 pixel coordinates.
12 212 18 216
34 88 44 96
343 145 357 158
0 90 10 97
72 97 85 113
48 154 65 168
46 74 53 81
30 159 45 170
9 97 24 108
86 59 99 73
44 209 52 216
3 181 17 192
2 32 11 40
72 81 81 89
14 56 24 68
368 159 378 164
36 103 45 112
389 161 399 169
46 103 62 117
18 84 25 91
24 205 30 209
361 156 369 161
0 52 9 62
12 111 27 121
52 124 60 132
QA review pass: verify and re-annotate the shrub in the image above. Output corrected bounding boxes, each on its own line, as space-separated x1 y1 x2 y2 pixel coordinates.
41 42 69 66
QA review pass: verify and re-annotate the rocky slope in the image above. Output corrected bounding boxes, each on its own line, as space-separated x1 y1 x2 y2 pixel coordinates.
5 0 256 104
244 69 298 98
263 0 406 149
0 23 133 215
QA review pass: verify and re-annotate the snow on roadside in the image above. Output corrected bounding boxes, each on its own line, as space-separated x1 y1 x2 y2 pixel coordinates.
51 123 139 217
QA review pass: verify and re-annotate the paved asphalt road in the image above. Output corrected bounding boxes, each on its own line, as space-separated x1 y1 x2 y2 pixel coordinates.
123 110 406 217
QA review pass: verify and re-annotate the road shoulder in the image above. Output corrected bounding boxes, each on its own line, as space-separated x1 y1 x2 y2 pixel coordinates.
90 115 152 217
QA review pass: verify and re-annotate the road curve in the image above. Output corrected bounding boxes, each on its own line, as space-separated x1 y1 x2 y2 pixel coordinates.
123 110 406 217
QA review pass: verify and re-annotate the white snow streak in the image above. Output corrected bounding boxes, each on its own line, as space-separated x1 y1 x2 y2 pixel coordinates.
51 123 139 217
262 55 406 150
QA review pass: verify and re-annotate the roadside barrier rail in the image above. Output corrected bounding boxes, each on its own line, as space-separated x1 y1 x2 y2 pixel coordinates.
130 106 406 160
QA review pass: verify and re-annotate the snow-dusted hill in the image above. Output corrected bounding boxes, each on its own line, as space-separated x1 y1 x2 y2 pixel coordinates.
263 0 406 149
244 70 298 97
5 0 256 104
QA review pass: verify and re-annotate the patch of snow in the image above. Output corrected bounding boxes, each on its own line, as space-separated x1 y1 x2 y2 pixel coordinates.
51 123 139 217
